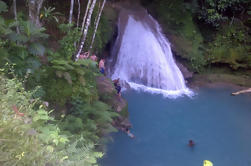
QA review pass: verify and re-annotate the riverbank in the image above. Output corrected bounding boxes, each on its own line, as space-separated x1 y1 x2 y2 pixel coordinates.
175 56 251 91
188 72 251 95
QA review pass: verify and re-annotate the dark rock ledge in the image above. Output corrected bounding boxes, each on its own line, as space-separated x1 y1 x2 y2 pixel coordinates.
96 76 132 131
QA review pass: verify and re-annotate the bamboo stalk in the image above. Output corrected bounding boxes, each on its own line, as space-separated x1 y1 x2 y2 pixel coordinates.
76 0 81 27
69 0 74 24
75 0 97 61
90 0 106 50
81 0 92 33
13 0 20 34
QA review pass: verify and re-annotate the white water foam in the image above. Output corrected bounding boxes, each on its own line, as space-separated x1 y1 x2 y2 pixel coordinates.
109 13 193 98
128 82 193 98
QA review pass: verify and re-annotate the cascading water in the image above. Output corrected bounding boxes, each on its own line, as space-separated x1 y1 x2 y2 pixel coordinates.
108 9 193 98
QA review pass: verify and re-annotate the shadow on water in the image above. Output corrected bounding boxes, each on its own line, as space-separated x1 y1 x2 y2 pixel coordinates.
100 88 251 166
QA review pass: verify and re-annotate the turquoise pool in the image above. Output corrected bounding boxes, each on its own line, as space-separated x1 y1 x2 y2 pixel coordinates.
101 87 251 166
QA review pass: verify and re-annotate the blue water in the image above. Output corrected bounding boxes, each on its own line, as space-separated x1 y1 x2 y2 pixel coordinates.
101 88 251 166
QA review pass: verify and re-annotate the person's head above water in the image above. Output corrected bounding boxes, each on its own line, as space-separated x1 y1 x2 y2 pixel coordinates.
188 140 195 146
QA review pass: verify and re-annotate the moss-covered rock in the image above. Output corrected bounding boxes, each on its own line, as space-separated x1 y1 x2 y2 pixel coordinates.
142 0 206 72
141 0 251 73
190 73 251 88
96 76 127 112
96 76 131 129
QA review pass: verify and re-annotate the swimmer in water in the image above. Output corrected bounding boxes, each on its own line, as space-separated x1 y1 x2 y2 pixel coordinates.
188 140 195 147
126 128 135 139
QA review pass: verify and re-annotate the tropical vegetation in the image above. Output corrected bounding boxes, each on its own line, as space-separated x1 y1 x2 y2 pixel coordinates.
0 0 117 165
142 0 251 72
0 0 250 165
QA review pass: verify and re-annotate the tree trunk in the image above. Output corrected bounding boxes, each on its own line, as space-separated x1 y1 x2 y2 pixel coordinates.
81 0 92 33
93 1 101 26
89 0 106 50
13 0 20 34
76 0 81 27
28 0 44 27
69 0 74 24
75 0 97 61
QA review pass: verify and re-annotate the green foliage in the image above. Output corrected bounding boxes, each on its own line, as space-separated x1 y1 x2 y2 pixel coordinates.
0 0 7 14
146 0 206 72
0 16 17 37
198 0 250 27
4 43 42 77
0 72 105 166
31 85 46 99
45 77 73 105
41 6 62 23
83 5 116 56
0 2 122 165
144 0 251 71
62 96 118 143
40 58 118 141
42 59 99 105
206 22 251 69
59 24 81 58
61 115 84 134
150 0 187 29
0 74 66 166
94 14 114 53
0 6 48 77
62 138 103 166
5 19 49 50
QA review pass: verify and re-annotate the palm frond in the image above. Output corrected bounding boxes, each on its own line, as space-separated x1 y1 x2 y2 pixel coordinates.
28 42 46 56
0 0 7 14
7 32 28 43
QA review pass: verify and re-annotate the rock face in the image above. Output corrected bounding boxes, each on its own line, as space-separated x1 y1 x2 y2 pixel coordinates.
96 76 131 129
176 61 193 80
190 73 251 88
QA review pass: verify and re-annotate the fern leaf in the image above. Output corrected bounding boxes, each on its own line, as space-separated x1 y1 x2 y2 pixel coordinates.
0 0 7 14
28 42 45 56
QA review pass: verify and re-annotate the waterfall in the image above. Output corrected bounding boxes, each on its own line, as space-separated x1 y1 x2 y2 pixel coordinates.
108 9 193 98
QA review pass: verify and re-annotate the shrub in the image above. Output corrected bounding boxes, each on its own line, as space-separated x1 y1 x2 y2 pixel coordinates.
206 22 251 69
0 74 67 166
0 72 104 166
